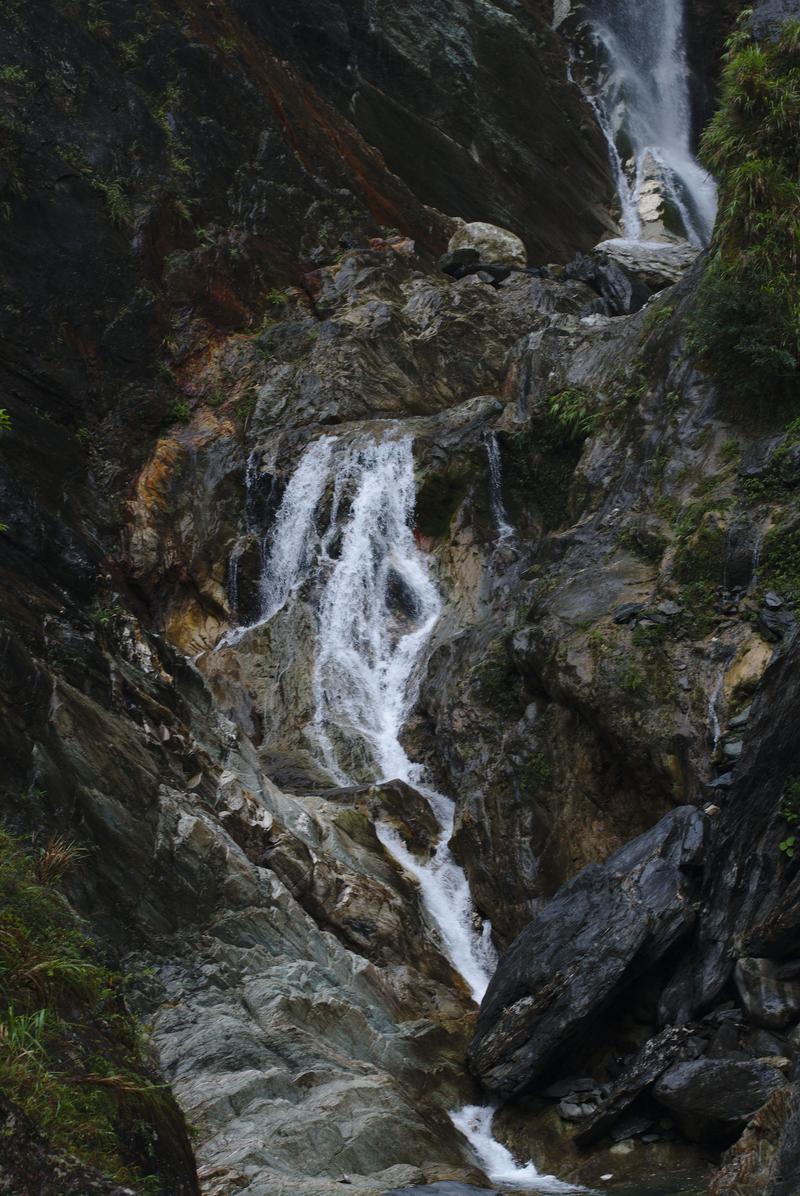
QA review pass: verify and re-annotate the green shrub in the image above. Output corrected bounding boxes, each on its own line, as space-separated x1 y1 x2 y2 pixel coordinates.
546 388 596 448
0 829 179 1187
686 18 800 401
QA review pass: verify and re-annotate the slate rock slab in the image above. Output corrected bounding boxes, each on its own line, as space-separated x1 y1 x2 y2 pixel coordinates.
468 807 706 1098
653 1058 787 1142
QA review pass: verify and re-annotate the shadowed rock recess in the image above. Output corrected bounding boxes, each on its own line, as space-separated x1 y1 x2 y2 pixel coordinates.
1 0 799 1194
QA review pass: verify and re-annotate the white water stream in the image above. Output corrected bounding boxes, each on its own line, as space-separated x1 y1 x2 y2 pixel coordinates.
485 432 515 540
235 432 579 1191
580 0 716 245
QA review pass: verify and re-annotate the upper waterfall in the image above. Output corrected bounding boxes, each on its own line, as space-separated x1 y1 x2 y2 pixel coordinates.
577 0 717 246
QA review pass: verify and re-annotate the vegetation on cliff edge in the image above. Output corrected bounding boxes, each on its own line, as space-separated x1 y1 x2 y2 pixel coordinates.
686 16 800 401
0 829 192 1192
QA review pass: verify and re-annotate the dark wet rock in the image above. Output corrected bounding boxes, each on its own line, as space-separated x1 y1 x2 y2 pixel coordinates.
778 443 800 488
575 1026 703 1147
439 248 482 278
271 3 616 261
0 1096 141 1196
768 1085 800 1195
757 607 795 642
766 592 785 610
729 704 753 728
613 602 646 624
468 807 706 1098
735 958 800 1030
609 1111 655 1142
738 435 787 479
724 518 765 590
660 636 800 1026
750 0 800 40
542 1076 598 1099
564 251 652 316
742 1027 792 1059
653 1058 788 1143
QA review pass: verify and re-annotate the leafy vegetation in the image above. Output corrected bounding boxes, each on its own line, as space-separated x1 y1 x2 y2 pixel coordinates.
546 389 596 447
0 829 181 1188
759 519 800 603
779 776 800 859
685 17 800 401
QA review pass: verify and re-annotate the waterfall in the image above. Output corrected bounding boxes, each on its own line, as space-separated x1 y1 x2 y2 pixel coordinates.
485 432 514 540
242 432 578 1190
451 1106 586 1193
578 0 716 245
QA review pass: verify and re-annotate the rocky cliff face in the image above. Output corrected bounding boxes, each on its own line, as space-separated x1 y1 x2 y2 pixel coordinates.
2 1 799 1195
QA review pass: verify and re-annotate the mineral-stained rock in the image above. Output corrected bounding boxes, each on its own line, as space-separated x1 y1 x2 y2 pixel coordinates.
467 807 706 1097
653 1058 788 1143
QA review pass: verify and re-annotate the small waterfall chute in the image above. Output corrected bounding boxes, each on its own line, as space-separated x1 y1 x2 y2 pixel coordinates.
574 0 716 246
485 432 514 540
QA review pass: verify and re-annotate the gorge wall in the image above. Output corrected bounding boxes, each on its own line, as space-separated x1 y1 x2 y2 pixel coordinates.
1 2 799 1195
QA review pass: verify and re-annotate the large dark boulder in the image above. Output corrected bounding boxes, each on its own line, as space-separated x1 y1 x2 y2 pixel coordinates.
659 634 800 1026
467 806 706 1098
564 250 652 316
653 1058 788 1143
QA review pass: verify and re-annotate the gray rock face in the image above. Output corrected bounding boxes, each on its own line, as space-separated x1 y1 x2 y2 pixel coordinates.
734 958 800 1030
653 1058 788 1142
467 807 706 1097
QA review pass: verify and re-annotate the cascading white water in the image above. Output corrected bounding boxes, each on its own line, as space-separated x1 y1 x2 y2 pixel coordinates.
451 1107 586 1194
485 432 514 540
580 0 716 246
239 432 579 1191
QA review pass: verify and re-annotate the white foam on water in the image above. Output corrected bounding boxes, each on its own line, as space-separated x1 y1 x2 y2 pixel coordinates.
580 0 716 245
451 1105 587 1193
485 431 514 540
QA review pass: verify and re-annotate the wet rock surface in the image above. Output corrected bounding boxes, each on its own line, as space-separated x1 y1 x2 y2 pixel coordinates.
467 808 706 1097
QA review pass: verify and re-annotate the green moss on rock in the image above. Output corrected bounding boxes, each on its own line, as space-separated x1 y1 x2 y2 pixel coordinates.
0 830 196 1193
